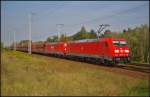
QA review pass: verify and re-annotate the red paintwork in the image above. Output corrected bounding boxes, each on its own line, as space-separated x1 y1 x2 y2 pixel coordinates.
16 43 28 51
66 40 101 56
32 42 45 53
15 37 130 62
66 38 129 59
45 42 66 54
111 38 130 57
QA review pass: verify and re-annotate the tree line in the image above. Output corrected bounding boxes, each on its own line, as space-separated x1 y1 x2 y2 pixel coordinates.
16 24 149 63
103 24 149 63
46 26 97 42
46 24 149 63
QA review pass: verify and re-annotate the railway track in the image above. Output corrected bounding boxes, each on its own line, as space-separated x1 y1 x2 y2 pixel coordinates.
65 56 149 74
39 53 150 74
128 63 149 67
9 49 150 74
117 63 149 73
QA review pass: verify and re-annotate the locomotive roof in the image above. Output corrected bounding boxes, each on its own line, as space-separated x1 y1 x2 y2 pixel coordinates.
69 38 127 43
46 41 64 44
69 39 98 43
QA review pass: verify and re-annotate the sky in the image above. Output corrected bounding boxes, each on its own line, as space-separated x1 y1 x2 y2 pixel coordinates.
1 1 149 46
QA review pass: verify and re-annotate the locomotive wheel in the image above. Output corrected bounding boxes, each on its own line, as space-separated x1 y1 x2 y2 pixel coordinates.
101 58 105 64
104 60 116 66
104 59 109 66
110 62 117 67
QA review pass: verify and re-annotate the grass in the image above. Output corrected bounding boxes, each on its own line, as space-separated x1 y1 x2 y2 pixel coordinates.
1 49 149 96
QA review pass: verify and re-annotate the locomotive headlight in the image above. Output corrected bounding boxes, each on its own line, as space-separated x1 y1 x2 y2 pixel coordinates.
114 49 119 53
124 50 129 53
64 48 67 51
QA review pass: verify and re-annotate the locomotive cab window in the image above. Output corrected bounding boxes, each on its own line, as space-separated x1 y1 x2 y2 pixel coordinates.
120 41 127 46
113 40 127 46
113 41 119 46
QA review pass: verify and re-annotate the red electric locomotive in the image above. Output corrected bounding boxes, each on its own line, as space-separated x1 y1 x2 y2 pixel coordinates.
65 38 130 64
32 42 45 54
45 42 66 55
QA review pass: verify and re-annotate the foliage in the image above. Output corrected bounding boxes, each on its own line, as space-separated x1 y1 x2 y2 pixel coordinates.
70 26 97 40
46 35 58 42
102 24 149 63
46 26 97 42
59 34 70 42
19 40 30 45
35 41 45 43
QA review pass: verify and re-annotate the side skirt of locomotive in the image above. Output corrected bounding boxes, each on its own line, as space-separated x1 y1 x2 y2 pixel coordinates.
65 53 130 65
65 53 108 65
100 56 130 65
65 53 100 64
112 57 130 64
14 49 130 65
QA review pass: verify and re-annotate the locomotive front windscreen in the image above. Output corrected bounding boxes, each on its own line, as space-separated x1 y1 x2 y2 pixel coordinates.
113 40 127 46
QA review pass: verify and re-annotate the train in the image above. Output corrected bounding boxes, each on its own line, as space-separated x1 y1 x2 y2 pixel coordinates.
10 37 130 65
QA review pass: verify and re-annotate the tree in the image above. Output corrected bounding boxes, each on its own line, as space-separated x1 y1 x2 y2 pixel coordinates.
46 35 58 42
71 26 88 40
36 41 45 43
59 34 69 42
19 40 30 45
88 29 97 39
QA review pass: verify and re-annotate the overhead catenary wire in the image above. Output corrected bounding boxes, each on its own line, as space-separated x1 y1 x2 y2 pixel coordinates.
40 3 148 38
64 3 147 28
8 3 148 45
34 3 68 21
30 3 68 40
60 3 147 36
